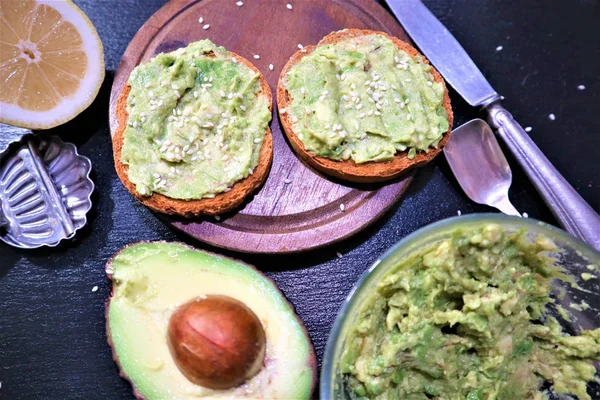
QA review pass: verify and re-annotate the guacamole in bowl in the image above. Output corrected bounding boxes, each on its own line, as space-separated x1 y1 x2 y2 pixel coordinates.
322 215 600 400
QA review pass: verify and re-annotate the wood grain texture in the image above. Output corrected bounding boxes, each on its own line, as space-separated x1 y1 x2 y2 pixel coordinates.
109 0 415 253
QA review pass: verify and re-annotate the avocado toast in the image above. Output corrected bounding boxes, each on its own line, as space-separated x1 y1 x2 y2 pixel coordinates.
113 40 273 216
277 29 453 183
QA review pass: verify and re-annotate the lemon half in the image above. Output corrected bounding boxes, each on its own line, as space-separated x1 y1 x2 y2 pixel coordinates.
0 0 105 129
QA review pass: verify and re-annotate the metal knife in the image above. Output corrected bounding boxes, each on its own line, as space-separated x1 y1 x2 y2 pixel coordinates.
386 0 600 251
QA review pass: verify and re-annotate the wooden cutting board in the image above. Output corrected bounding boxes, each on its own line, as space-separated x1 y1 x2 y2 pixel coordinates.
109 0 413 253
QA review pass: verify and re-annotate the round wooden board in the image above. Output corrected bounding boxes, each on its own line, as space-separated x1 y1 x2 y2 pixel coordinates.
109 0 414 254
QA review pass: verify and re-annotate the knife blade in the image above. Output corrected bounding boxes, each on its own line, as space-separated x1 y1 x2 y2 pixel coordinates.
385 0 600 250
386 0 499 107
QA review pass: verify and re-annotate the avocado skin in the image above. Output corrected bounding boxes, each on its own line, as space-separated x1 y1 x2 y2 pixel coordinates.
105 241 316 400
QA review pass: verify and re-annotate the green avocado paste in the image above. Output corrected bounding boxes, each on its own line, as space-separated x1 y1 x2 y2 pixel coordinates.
121 40 271 200
283 32 449 163
341 224 600 400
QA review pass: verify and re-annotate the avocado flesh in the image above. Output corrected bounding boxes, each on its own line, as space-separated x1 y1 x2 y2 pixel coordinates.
107 242 315 399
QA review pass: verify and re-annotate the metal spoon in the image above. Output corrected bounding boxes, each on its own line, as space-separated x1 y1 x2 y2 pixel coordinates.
444 119 521 216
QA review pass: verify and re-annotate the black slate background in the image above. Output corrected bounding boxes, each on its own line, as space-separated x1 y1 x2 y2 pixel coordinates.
1 0 599 399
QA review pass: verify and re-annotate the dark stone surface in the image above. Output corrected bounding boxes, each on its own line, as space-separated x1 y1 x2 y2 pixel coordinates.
0 0 598 399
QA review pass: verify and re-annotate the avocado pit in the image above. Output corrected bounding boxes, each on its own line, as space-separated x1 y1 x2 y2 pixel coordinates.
167 295 266 390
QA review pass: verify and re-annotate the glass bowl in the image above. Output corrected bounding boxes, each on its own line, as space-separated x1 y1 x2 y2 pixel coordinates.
321 214 600 399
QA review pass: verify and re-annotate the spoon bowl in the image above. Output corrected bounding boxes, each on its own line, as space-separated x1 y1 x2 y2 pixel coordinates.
444 119 520 216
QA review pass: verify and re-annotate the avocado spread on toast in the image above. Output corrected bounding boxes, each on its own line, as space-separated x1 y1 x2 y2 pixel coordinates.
341 224 600 400
284 33 449 163
121 40 271 200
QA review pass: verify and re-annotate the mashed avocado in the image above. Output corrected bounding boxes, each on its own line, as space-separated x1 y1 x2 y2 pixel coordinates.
121 40 271 200
341 224 600 400
283 33 449 163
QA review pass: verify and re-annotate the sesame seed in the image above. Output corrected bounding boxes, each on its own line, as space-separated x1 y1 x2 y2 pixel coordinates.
240 105 247 111
356 104 363 109
284 178 292 184
359 113 366 118
269 64 274 70
232 57 238 63
577 85 586 90
203 24 210 30
198 17 204 24
193 91 198 98
336 252 343 259
525 126 533 132
427 81 433 86
287 3 293 9
92 286 98 292
220 90 226 97
319 95 326 101
280 108 287 114
324 123 331 129
496 45 503 52
248 168 254 175
298 44 303 49
228 93 233 99
457 210 462 216
375 111 382 116
222 155 229 161
253 54 260 59
236 1 243 6
236 92 244 99
300 87 306 94
405 78 412 83
367 110 373 116
407 114 412 120
340 203 345 212
548 113 556 121
144 82 152 89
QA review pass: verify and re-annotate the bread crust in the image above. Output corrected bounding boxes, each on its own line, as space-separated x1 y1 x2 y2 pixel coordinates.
277 29 453 183
113 51 273 216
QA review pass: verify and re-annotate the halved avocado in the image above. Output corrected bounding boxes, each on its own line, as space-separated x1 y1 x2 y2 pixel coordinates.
105 242 316 399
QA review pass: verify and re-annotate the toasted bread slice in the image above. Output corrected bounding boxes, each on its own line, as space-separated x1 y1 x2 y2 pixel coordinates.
277 29 453 183
113 51 273 216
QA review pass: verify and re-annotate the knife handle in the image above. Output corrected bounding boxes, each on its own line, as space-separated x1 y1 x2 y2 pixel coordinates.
486 102 600 252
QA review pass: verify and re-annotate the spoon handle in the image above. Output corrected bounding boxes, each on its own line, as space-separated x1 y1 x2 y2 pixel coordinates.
486 102 600 251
